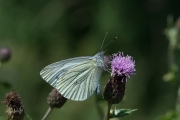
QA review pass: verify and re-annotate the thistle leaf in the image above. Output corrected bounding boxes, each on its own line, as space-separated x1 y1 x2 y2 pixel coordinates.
109 108 137 118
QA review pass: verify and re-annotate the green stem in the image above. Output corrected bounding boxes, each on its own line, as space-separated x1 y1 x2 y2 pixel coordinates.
0 61 2 68
42 107 53 120
168 43 175 69
104 102 112 120
95 94 103 119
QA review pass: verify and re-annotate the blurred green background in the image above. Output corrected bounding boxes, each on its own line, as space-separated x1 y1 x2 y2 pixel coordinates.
0 0 180 120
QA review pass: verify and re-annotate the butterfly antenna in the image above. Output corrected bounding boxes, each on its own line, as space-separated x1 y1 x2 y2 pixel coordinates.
100 32 108 51
104 49 108 53
102 37 117 50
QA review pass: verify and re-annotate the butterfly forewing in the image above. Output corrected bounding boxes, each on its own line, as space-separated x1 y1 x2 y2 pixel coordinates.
40 57 92 87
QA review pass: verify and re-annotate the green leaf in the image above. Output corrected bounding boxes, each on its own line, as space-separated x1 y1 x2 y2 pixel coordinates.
163 72 175 82
109 108 137 118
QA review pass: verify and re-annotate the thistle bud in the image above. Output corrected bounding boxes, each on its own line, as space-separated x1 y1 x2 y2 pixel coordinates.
2 90 25 120
104 55 111 69
103 52 135 104
47 89 67 108
0 47 11 62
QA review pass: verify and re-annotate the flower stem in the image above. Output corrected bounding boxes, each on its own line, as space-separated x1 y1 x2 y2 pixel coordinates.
42 107 53 120
95 94 103 119
104 102 112 120
168 43 175 69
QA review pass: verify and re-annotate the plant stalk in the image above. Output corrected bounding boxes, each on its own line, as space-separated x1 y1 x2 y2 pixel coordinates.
95 94 103 119
104 102 112 120
42 107 53 120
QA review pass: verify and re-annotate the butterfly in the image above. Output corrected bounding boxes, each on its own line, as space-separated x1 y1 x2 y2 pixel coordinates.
40 34 116 101
40 51 105 101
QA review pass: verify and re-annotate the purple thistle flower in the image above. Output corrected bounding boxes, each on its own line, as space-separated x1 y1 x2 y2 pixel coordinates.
111 52 135 78
103 52 136 104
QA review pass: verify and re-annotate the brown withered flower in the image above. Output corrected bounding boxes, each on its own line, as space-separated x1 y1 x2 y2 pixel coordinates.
2 90 25 120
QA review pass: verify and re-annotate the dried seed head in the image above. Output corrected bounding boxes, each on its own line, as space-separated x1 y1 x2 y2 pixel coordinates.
47 89 67 108
2 90 25 120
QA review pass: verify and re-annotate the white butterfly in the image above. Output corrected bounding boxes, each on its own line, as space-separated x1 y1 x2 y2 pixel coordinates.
40 52 105 101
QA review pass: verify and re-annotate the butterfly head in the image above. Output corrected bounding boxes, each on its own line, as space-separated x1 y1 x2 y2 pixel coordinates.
93 51 105 69
98 51 104 58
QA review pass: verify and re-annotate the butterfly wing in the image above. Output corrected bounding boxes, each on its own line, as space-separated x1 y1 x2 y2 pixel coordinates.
56 59 103 101
40 57 91 87
40 52 104 101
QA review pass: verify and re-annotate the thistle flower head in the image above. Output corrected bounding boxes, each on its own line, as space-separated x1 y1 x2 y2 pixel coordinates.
47 89 67 108
1 90 25 120
103 52 136 104
111 52 135 77
0 47 11 62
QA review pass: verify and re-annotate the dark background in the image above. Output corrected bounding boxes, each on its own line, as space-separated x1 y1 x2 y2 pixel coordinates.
0 0 180 120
